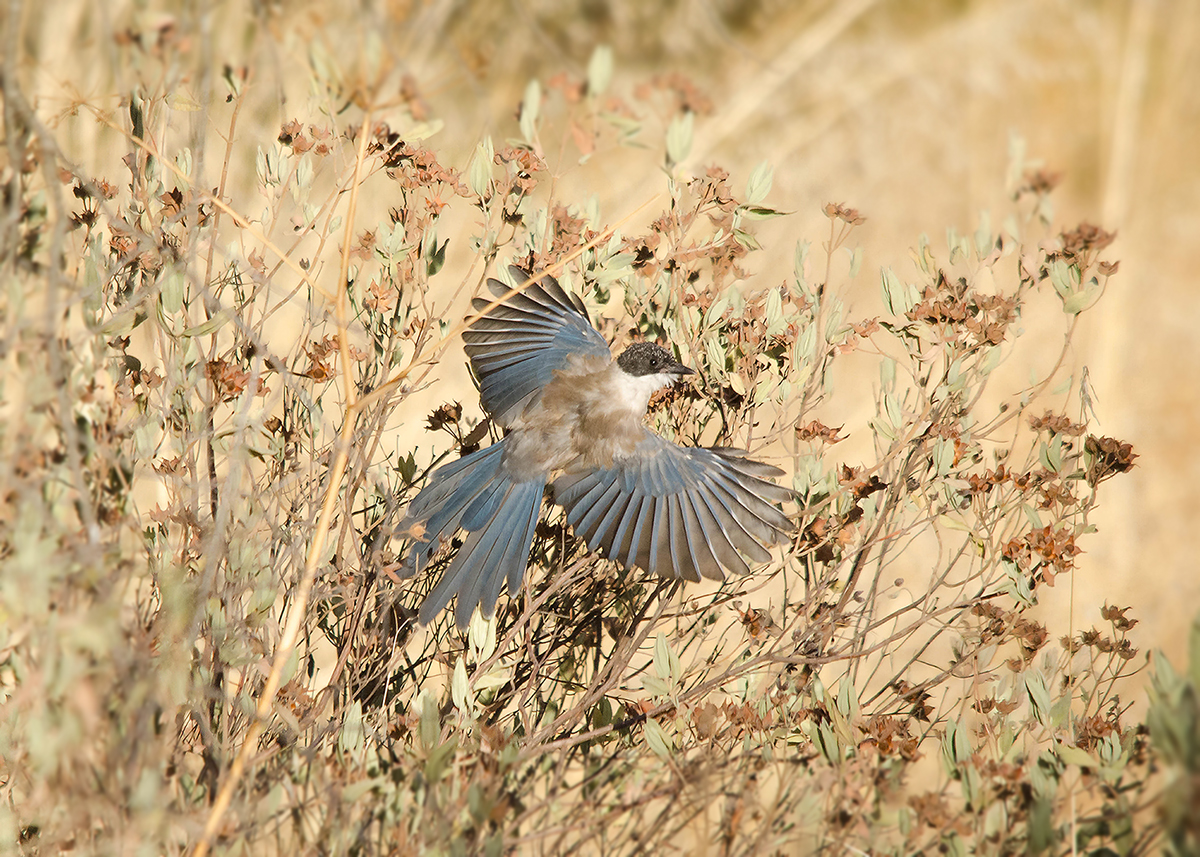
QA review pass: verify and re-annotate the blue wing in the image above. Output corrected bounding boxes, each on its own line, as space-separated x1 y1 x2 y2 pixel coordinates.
552 433 794 582
463 267 610 426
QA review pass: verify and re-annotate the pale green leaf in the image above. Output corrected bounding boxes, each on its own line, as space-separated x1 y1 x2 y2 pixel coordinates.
644 718 674 758
519 79 542 143
451 657 472 712
745 161 774 205
587 45 613 97
665 111 694 167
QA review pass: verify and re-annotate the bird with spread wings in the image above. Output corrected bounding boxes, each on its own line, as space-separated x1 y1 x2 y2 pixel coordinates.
400 267 794 628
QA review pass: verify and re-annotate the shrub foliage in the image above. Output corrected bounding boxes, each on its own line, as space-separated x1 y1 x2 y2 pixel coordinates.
1 30 1192 857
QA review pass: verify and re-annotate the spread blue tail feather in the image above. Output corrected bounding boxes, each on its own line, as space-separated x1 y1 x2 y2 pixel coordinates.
454 481 542 626
404 443 501 524
416 479 543 627
402 443 507 576
402 435 544 627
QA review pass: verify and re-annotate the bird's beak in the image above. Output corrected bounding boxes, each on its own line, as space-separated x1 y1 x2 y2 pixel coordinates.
673 364 696 377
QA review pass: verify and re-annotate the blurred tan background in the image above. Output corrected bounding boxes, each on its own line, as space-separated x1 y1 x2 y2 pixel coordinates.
18 0 1200 657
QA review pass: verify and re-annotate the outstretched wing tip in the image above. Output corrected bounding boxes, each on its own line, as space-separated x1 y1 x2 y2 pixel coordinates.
554 432 794 581
468 265 609 425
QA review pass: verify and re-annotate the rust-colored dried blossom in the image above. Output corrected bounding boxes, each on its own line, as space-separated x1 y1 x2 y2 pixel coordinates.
1059 222 1116 261
206 359 266 402
891 680 934 721
635 73 713 116
737 606 779 642
302 336 340 382
909 792 969 834
1084 435 1137 487
1073 712 1120 752
399 74 430 121
1114 638 1138 660
796 420 845 444
850 318 880 338
721 700 774 732
963 293 1017 345
425 402 462 432
278 119 302 145
1013 616 1049 661
494 145 546 194
966 465 1010 497
973 696 1021 716
1101 603 1139 631
279 120 332 155
838 464 886 500
350 229 376 261
364 279 398 313
1011 525 1080 583
1037 480 1077 511
863 715 920 761
547 203 590 261
972 602 1010 641
905 271 1016 347
625 232 662 271
75 178 119 200
1029 411 1086 436
547 71 586 103
823 202 866 225
696 166 738 215
1017 168 1063 198
385 142 463 191
1031 527 1079 569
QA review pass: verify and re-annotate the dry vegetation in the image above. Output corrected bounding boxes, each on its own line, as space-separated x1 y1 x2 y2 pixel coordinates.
2 2 1199 856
